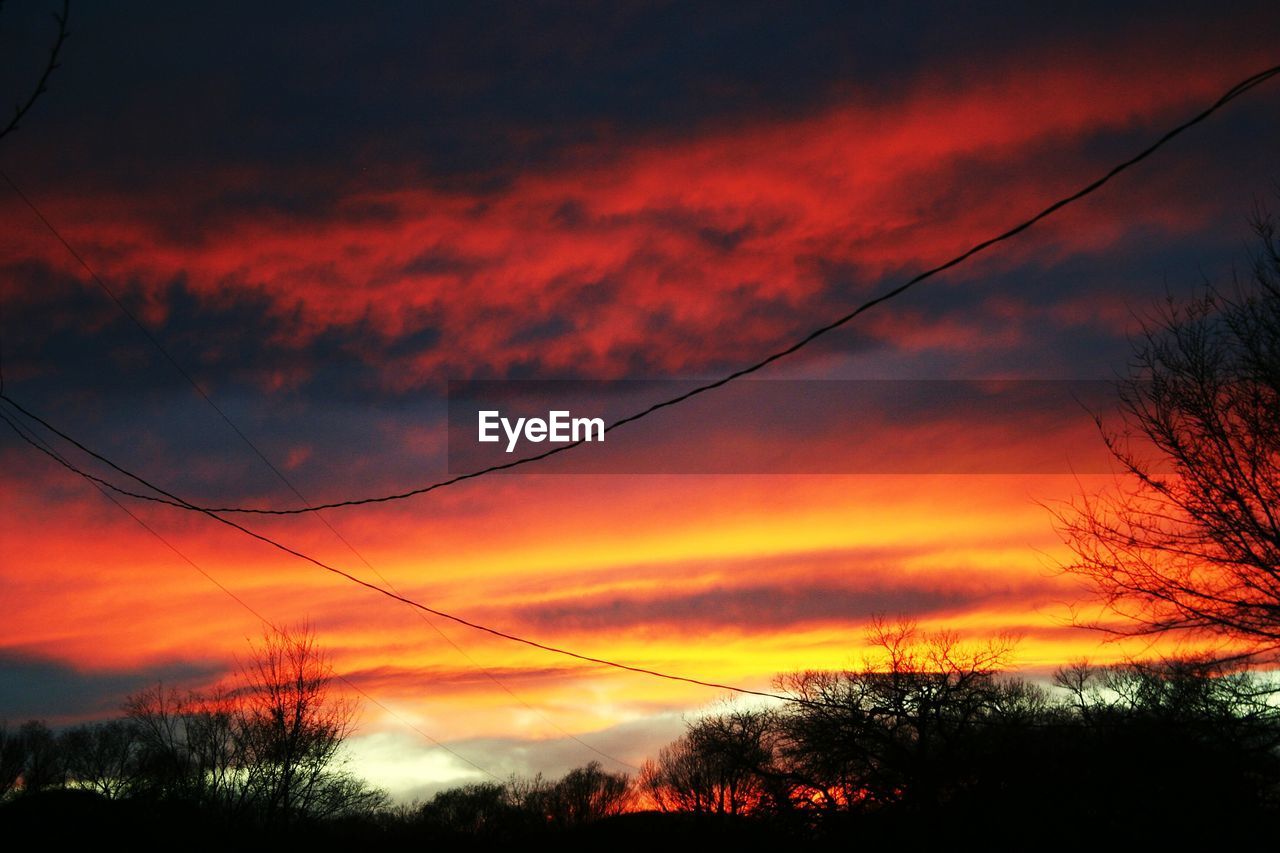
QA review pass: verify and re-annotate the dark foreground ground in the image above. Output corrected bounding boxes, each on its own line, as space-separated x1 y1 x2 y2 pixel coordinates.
3 788 1277 850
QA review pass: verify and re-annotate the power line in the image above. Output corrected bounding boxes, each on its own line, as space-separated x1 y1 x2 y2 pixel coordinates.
1 392 807 708
331 512 641 769
399 600 641 771
0 406 504 783
8 61 1270 516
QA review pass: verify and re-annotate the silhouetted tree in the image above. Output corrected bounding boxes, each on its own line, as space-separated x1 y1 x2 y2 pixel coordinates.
629 621 1280 842
236 623 358 826
1054 655 1280 750
420 763 632 837
0 722 26 797
418 781 534 838
540 761 631 827
60 720 140 799
124 683 218 803
120 624 380 825
775 617 1033 816
1053 206 1280 660
1042 656 1280 831
181 684 243 812
639 708 779 816
13 720 64 793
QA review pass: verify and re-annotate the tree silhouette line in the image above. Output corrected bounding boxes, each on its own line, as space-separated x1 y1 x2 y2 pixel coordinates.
4 618 1279 844
1 625 385 830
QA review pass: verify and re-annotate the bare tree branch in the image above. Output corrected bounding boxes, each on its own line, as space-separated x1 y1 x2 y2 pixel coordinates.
0 0 70 144
1051 202 1280 662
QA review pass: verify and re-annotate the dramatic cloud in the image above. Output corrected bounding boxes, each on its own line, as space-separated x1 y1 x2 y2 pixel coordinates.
3 28 1275 396
0 652 223 723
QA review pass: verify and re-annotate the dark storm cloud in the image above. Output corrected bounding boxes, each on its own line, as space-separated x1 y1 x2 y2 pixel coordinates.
0 266 456 505
4 0 1273 194
1 0 1274 411
0 260 427 401
0 652 222 722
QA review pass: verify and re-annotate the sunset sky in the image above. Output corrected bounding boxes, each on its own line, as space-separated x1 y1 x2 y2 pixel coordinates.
2 1 1278 800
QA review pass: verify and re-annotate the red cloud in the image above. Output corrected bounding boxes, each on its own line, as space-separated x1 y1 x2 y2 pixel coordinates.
3 42 1269 390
